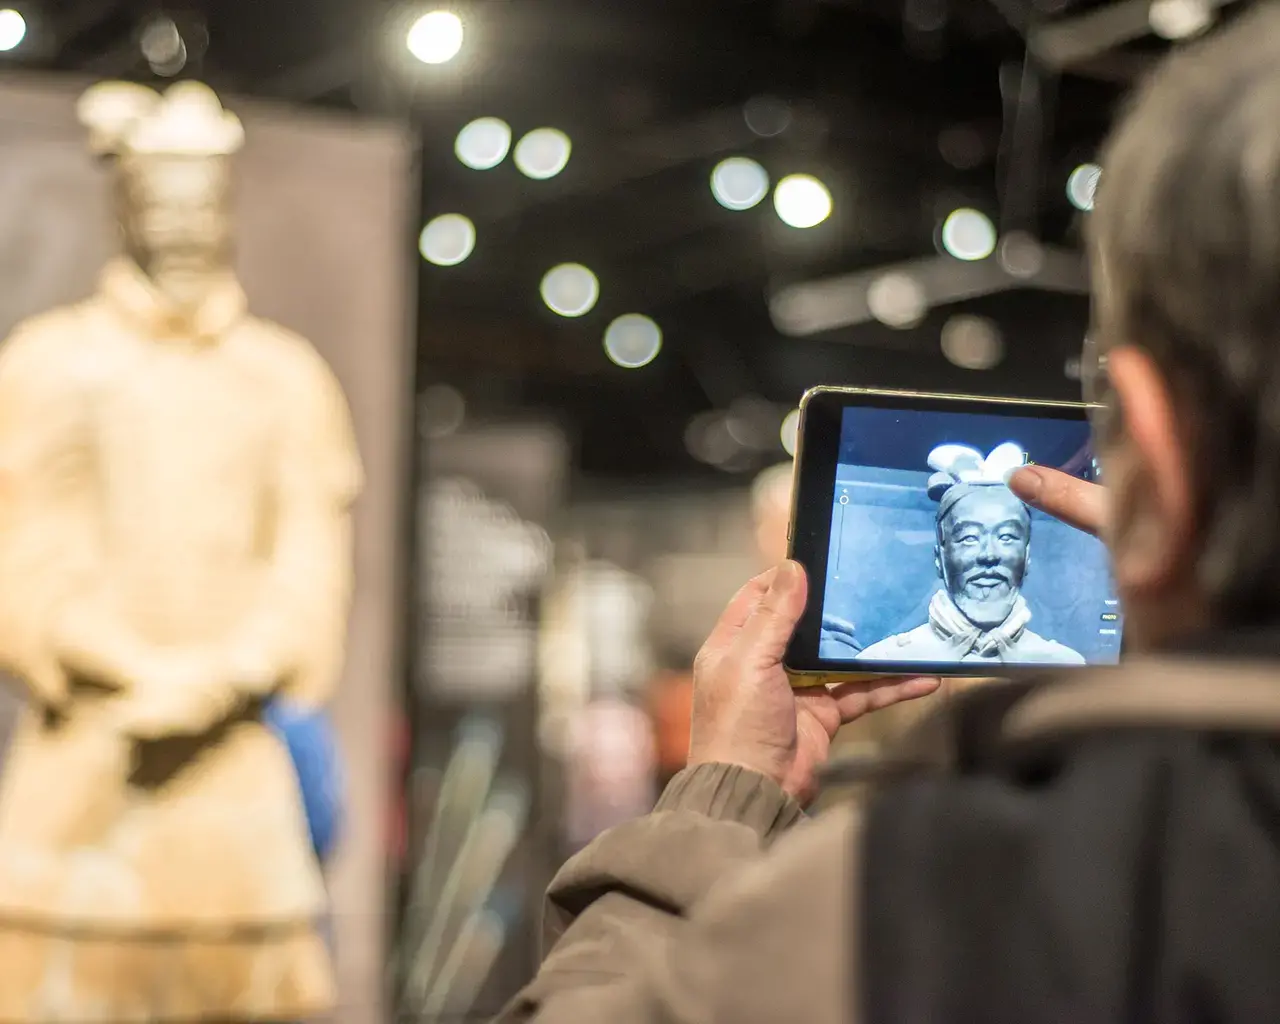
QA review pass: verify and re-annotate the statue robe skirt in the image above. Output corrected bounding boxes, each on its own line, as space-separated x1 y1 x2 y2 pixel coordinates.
0 259 361 1021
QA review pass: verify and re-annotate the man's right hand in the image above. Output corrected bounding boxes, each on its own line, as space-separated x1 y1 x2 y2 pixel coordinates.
1008 465 1107 537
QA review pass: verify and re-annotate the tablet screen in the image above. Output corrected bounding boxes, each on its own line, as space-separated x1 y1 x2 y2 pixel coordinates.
817 403 1121 668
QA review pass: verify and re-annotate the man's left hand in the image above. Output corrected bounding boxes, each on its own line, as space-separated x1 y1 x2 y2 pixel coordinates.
688 561 942 805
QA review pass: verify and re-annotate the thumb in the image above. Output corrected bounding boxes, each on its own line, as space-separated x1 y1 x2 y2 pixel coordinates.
737 560 807 664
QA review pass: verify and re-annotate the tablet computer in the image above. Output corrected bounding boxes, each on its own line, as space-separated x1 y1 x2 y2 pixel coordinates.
784 387 1122 680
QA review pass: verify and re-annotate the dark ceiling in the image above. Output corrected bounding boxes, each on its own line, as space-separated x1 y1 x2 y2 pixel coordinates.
17 0 1251 482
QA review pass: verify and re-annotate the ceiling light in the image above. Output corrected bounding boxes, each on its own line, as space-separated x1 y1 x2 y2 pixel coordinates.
867 273 928 329
1149 0 1213 39
407 10 463 65
773 174 832 229
710 157 770 211
998 230 1045 277
743 95 792 138
419 214 476 266
685 412 741 467
140 16 186 75
1066 163 1101 212
725 395 779 451
455 117 511 170
541 263 599 317
941 314 1004 370
603 314 662 368
940 208 996 261
780 409 802 456
419 383 467 439
514 128 572 180
0 9 26 51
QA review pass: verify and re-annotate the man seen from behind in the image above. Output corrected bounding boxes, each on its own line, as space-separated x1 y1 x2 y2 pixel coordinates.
495 7 1280 1022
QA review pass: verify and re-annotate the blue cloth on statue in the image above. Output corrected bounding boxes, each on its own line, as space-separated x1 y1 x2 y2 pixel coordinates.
264 699 345 864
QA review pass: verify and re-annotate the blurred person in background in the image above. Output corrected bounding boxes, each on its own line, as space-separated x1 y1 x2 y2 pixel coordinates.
496 8 1280 1021
649 664 694 788
750 461 793 567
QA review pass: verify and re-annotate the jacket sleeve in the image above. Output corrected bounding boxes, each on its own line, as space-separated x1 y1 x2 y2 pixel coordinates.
494 763 862 1024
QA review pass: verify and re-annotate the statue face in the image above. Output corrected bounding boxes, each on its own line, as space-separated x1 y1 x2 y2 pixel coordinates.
117 155 233 278
936 487 1030 629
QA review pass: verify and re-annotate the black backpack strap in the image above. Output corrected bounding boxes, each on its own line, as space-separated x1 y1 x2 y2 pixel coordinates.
857 658 1280 1024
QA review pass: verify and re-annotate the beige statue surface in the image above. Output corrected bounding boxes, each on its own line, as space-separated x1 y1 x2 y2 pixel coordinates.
0 81 360 1021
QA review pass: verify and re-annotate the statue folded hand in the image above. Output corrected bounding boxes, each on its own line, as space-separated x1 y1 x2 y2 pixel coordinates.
110 649 250 740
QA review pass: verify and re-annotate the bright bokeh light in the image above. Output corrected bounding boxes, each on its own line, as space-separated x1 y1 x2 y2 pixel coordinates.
780 409 802 456
773 174 832 229
140 16 186 76
941 314 1004 370
407 10 463 65
1067 163 1101 212
998 230 1045 277
711 157 770 212
455 117 512 170
0 9 26 51
1149 0 1213 39
940 208 997 261
541 263 599 317
419 214 476 266
514 128 572 180
686 412 741 467
603 314 662 368
867 273 928 329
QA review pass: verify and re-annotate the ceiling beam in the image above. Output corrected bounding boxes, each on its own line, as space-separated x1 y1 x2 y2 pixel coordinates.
768 247 1087 335
258 48 359 102
55 0 127 45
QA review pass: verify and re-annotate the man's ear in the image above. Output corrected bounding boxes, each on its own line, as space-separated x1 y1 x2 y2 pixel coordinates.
934 546 943 580
1104 345 1196 595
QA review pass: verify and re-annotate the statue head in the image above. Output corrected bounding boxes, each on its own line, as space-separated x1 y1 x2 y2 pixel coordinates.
77 81 243 301
928 443 1032 630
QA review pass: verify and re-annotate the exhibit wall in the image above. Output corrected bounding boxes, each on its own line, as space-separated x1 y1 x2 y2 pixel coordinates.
400 423 567 1020
0 72 416 1024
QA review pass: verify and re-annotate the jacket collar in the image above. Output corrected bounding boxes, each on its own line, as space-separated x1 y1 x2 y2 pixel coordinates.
98 256 246 343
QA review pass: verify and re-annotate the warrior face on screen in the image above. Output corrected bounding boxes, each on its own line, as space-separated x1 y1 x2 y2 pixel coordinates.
856 441 1085 666
936 485 1031 630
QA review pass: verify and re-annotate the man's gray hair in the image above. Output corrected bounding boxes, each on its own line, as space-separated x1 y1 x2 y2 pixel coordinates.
1090 1 1280 619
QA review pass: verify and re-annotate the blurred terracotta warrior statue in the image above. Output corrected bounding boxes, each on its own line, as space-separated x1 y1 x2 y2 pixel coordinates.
0 80 360 1021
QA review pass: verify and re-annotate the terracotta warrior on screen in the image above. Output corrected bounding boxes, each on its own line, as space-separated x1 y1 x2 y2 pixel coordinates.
0 81 360 1020
860 443 1084 665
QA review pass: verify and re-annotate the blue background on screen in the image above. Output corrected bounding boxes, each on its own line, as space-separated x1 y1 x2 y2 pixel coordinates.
818 405 1122 664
